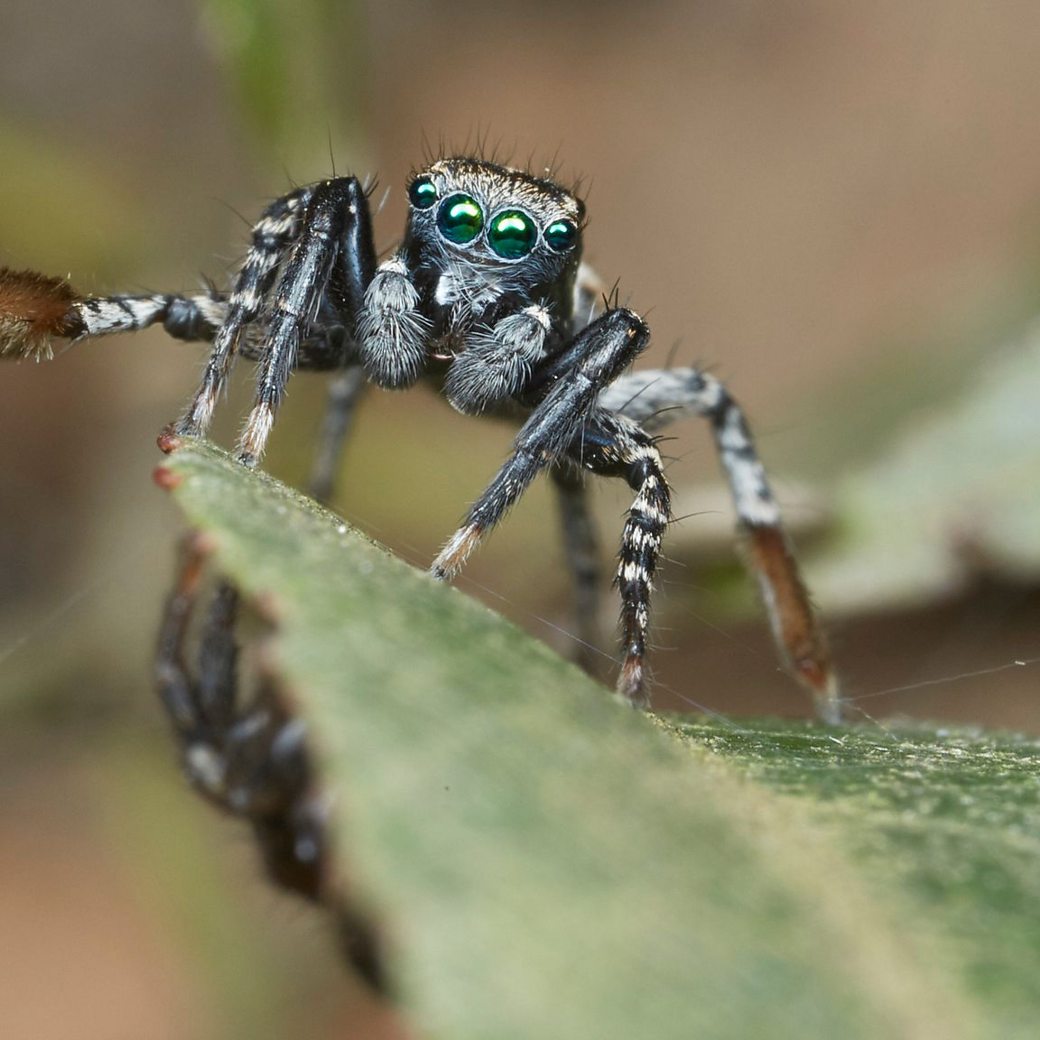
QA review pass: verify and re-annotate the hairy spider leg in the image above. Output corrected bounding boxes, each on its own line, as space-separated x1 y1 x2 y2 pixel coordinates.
432 305 649 636
0 265 236 362
601 368 840 721
564 409 671 705
235 178 376 464
0 265 370 376
176 184 322 439
155 540 387 991
308 366 368 503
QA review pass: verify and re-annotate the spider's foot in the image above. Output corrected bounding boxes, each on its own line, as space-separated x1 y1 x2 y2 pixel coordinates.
797 660 843 725
175 379 224 440
616 654 650 709
236 401 274 468
431 522 484 580
173 415 204 439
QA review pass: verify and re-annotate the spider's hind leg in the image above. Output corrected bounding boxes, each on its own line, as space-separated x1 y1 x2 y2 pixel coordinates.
601 367 840 722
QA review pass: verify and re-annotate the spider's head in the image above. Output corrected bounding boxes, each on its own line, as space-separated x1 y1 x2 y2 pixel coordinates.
403 157 585 312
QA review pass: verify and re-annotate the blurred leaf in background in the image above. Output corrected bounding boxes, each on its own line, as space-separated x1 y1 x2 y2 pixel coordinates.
806 321 1040 614
198 0 369 172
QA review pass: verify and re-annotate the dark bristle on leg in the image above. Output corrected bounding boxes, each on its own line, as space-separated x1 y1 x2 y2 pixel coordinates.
0 267 83 361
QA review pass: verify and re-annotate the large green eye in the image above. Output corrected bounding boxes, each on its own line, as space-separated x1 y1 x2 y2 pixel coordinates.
437 194 484 244
487 209 537 259
544 219 578 253
408 176 438 209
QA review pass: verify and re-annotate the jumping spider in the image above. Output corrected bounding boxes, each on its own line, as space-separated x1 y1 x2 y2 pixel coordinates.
0 154 837 716
1 152 839 982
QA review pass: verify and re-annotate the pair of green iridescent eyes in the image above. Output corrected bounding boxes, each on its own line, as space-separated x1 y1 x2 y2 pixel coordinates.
408 176 578 260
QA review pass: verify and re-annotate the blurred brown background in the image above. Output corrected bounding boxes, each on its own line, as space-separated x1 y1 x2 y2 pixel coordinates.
3 1 1040 1036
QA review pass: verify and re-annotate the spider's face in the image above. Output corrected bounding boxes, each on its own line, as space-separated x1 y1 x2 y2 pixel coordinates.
403 157 584 312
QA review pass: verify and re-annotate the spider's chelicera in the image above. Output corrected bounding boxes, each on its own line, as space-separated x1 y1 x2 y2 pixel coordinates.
0 153 839 982
0 154 836 713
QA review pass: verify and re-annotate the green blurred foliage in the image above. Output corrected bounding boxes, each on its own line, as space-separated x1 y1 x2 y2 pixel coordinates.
0 118 152 273
198 0 369 169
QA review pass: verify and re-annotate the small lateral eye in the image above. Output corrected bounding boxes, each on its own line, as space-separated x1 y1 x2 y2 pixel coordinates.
437 193 484 244
488 210 537 259
408 176 438 209
544 219 577 253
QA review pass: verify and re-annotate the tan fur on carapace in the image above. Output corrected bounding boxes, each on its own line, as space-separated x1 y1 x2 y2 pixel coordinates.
0 266 82 360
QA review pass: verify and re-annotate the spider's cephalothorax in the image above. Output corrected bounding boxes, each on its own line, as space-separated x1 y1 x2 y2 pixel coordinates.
0 154 838 719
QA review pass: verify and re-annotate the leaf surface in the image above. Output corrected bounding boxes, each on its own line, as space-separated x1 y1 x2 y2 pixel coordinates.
162 440 1040 1039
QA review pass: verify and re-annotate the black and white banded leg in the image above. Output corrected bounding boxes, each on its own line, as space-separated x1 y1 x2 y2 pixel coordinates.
177 186 319 439
0 266 232 361
155 539 387 991
566 409 671 705
601 367 840 721
432 306 650 581
235 178 375 464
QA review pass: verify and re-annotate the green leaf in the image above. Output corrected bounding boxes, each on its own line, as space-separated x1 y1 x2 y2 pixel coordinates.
675 718 1040 1039
161 440 1038 1039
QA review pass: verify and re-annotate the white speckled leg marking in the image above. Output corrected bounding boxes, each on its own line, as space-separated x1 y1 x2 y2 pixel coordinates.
600 366 839 718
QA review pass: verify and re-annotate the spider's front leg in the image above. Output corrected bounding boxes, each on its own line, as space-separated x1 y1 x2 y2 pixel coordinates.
432 306 649 580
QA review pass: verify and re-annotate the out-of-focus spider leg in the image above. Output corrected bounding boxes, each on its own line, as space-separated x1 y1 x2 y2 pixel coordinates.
308 365 368 504
550 464 606 676
154 538 388 992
